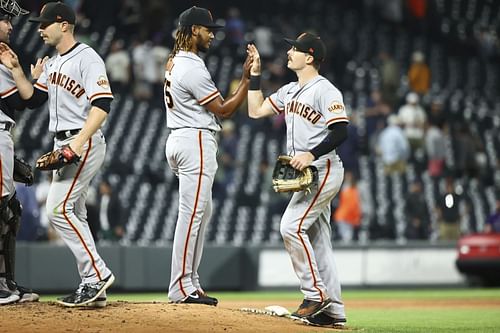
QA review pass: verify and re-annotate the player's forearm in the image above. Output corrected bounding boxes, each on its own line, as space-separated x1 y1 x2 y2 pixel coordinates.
247 90 266 118
11 67 34 99
217 78 249 118
70 106 107 153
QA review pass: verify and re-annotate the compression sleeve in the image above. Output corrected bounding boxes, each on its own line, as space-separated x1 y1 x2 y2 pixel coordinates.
309 122 348 160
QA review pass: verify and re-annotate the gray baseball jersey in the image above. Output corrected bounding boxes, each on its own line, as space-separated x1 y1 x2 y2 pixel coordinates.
165 50 221 132
0 64 17 198
35 43 113 132
34 42 113 285
164 50 220 302
268 75 348 319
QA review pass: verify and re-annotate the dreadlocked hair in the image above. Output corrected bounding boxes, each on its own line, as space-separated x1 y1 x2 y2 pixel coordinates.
168 25 194 61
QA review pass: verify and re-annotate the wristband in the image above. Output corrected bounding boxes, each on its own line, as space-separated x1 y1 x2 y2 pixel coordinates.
249 75 261 90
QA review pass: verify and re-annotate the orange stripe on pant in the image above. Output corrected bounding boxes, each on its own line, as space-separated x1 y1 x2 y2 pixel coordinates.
179 131 204 297
0 157 3 198
296 159 331 302
61 138 102 280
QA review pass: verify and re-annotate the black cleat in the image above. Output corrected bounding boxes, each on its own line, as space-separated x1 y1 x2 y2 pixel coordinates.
302 312 347 328
290 298 331 319
57 274 114 307
178 290 218 306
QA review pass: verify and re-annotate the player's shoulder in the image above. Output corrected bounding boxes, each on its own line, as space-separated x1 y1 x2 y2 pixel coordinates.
278 81 298 94
316 76 343 97
172 52 210 81
74 43 104 62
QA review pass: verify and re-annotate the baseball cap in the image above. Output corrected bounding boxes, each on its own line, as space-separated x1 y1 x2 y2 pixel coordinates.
178 6 223 29
29 2 75 25
284 32 326 62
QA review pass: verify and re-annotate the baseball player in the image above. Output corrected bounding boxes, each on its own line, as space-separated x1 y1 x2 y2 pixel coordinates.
247 33 349 328
0 0 40 306
0 2 114 307
165 6 251 305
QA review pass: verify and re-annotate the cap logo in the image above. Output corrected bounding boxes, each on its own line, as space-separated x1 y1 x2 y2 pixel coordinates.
207 10 213 20
309 48 314 54
56 15 62 20
40 4 47 13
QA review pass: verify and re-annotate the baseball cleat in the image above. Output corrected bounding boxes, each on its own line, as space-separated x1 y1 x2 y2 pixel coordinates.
86 296 107 308
57 273 115 307
290 298 332 319
14 285 40 303
178 290 218 306
0 290 20 305
301 312 347 328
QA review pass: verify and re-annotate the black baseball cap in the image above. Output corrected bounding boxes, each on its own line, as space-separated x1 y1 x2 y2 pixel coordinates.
284 32 326 62
178 6 223 29
29 2 75 25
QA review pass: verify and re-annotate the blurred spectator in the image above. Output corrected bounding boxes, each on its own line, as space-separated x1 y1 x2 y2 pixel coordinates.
435 177 464 241
105 39 131 94
15 184 44 241
425 122 446 178
151 39 170 101
404 180 429 240
408 51 431 95
484 199 500 233
225 7 245 52
214 120 239 197
406 0 428 34
454 125 483 180
426 97 446 128
377 51 400 108
476 26 499 62
333 171 361 243
365 89 392 139
131 39 156 100
253 25 274 59
377 114 410 175
98 180 125 242
398 92 427 154
337 114 361 178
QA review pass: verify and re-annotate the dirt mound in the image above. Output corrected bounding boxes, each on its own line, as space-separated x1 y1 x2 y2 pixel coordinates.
0 301 345 333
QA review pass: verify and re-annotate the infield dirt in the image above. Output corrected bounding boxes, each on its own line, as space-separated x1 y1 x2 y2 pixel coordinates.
1 298 499 332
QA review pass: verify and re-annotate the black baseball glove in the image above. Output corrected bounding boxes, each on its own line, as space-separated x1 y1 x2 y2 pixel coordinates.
272 155 318 193
13 155 34 186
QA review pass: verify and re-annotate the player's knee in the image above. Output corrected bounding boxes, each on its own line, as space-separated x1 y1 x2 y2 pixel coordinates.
0 195 22 235
280 221 297 240
46 202 64 221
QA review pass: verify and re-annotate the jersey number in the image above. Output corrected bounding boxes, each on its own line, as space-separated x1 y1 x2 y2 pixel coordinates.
164 78 174 108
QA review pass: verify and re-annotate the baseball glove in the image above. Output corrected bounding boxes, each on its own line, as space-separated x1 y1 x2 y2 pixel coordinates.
272 155 318 193
13 155 34 186
36 145 80 171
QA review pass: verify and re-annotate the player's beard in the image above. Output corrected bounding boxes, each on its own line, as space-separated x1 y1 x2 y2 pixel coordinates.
197 39 209 53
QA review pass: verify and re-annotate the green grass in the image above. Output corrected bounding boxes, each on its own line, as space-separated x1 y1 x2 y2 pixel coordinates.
39 289 500 333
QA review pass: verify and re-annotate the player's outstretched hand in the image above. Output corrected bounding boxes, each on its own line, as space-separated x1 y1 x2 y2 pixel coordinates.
31 56 49 80
0 42 20 70
242 53 253 80
247 44 261 76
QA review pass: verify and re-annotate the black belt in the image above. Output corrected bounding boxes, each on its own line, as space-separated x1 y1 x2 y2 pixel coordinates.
0 122 14 131
170 127 217 135
55 129 81 140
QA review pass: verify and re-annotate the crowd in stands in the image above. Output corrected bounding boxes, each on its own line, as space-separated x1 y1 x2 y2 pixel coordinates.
12 0 500 245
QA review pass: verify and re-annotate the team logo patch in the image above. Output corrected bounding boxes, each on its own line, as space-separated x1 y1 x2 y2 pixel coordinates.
328 102 345 113
96 76 109 89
